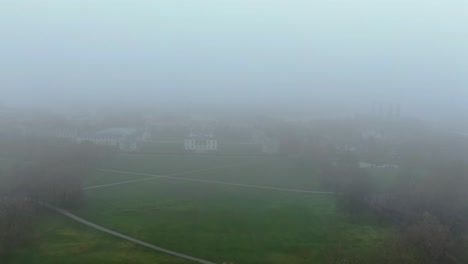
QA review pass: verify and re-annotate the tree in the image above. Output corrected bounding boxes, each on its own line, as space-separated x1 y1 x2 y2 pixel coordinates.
336 167 373 213
0 196 35 256
370 235 423 264
406 213 453 264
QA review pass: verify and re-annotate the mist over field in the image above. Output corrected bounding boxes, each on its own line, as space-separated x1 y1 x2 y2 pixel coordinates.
1 0 468 119
0 1 467 264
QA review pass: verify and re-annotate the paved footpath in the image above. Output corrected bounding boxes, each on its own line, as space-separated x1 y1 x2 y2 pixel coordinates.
39 202 216 264
45 164 334 263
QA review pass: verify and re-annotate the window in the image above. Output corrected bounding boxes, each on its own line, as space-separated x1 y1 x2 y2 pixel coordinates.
194 139 206 146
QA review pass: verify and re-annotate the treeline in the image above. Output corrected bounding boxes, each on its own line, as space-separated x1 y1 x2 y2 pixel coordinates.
318 150 468 263
0 139 109 257
0 195 35 256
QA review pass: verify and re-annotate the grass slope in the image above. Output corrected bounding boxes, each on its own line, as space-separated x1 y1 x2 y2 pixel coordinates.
7 154 391 263
73 154 389 263
6 210 190 264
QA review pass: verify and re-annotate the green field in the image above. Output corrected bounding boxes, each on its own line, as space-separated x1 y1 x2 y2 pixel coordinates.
8 154 391 263
7 210 185 264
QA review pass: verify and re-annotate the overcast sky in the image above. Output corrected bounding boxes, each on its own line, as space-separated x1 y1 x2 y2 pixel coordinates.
1 0 467 117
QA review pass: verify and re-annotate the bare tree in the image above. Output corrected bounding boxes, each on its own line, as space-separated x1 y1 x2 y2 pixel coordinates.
0 196 35 256
406 213 453 264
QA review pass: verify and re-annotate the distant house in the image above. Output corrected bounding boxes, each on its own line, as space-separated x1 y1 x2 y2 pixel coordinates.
141 126 152 142
76 128 140 152
184 132 218 152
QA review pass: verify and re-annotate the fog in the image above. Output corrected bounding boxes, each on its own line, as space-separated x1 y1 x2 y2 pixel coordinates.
1 0 467 119
2 2 468 263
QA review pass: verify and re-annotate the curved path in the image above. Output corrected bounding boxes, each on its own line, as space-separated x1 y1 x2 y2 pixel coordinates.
39 202 216 264
47 165 333 264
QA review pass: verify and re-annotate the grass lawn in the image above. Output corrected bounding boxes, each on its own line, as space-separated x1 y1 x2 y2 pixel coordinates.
6 210 190 264
6 153 392 263
98 154 320 189
73 154 390 264
101 153 250 175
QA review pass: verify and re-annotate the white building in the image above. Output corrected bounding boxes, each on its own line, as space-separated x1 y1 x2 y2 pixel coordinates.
76 128 139 152
142 126 152 142
184 133 217 152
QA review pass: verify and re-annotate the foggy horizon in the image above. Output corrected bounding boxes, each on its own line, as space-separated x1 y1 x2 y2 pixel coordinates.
2 2 468 263
1 0 467 120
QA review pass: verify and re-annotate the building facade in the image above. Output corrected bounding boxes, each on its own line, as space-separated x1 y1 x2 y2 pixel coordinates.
76 128 140 152
184 133 218 152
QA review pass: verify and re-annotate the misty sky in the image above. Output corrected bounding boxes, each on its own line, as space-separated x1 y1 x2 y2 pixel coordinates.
1 1 467 117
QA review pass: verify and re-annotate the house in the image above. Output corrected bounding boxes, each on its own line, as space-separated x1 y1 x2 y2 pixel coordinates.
141 125 152 142
118 139 139 152
184 132 218 152
76 128 140 152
